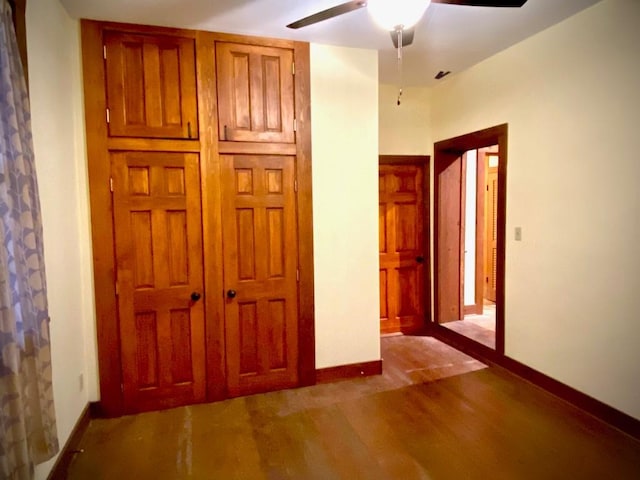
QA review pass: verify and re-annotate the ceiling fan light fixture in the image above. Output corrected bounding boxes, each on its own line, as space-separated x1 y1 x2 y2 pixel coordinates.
367 0 431 31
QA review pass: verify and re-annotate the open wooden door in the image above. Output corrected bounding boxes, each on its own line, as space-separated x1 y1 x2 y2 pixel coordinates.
220 155 299 396
436 155 464 324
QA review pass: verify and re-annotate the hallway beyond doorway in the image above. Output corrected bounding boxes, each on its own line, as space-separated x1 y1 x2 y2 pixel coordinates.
442 303 496 349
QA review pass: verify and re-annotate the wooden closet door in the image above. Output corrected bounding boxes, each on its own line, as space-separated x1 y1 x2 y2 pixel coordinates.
215 42 295 143
221 155 299 396
379 165 425 334
112 152 205 413
104 32 198 139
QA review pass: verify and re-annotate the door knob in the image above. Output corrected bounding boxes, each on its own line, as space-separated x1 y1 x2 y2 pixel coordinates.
190 292 201 302
227 289 237 299
416 256 425 264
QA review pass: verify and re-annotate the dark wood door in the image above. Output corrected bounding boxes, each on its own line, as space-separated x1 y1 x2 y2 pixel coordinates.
485 158 499 302
104 32 198 139
221 155 299 396
112 152 206 413
437 156 464 324
215 42 295 143
379 164 425 334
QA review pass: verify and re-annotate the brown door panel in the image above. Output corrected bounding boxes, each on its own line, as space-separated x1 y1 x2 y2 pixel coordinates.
112 151 205 413
216 42 295 143
221 155 299 396
104 31 198 139
379 164 425 334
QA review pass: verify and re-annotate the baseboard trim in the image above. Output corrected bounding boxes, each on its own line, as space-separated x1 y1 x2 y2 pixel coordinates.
499 355 640 441
316 360 382 384
430 325 640 441
47 403 92 480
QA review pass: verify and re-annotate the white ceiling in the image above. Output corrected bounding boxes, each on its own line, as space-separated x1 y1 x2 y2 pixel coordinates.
59 0 601 86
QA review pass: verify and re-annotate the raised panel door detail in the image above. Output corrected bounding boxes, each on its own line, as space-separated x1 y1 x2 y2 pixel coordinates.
222 155 299 396
379 269 388 321
395 203 417 252
238 302 259 376
129 167 150 195
165 167 186 195
112 151 205 413
166 211 188 286
236 209 256 281
266 208 284 278
379 203 387 254
267 299 287 370
135 312 159 389
105 32 197 139
216 42 294 143
131 211 154 289
397 266 419 318
169 309 193 384
379 164 425 334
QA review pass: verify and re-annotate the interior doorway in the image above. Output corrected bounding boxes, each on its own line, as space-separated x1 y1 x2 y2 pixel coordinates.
432 125 507 356
440 147 498 349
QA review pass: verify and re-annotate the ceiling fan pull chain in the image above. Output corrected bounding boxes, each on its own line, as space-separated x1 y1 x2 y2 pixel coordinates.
397 27 403 106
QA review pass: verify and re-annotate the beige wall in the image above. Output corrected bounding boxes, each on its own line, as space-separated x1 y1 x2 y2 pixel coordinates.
379 84 432 155
426 0 640 419
310 44 381 368
27 0 97 478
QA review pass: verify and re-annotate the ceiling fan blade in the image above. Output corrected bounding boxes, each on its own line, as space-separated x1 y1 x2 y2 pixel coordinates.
287 1 367 29
433 0 528 7
390 28 415 48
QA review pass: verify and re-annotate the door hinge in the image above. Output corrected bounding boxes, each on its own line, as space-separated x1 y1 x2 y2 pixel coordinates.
106 108 110 124
120 383 124 393
115 281 119 295
296 269 300 282
294 179 298 192
103 45 107 60
293 118 297 132
292 62 295 75
109 177 114 192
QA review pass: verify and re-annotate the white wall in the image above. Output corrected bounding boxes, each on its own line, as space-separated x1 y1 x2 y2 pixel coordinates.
26 0 97 478
379 84 432 155
428 0 640 419
463 150 477 306
310 44 381 368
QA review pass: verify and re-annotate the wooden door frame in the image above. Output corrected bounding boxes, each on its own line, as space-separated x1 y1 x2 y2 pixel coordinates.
82 21 314 416
379 155 431 333
432 124 507 358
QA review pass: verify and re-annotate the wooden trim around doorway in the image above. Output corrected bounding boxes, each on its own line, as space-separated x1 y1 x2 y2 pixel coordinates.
433 124 507 354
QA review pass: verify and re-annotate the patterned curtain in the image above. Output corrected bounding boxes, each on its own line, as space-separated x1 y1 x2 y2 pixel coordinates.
0 0 59 478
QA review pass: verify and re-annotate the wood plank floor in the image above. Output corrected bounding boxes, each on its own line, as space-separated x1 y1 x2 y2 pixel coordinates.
67 336 640 479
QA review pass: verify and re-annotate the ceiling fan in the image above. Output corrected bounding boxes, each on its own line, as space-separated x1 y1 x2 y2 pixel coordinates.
287 0 529 48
